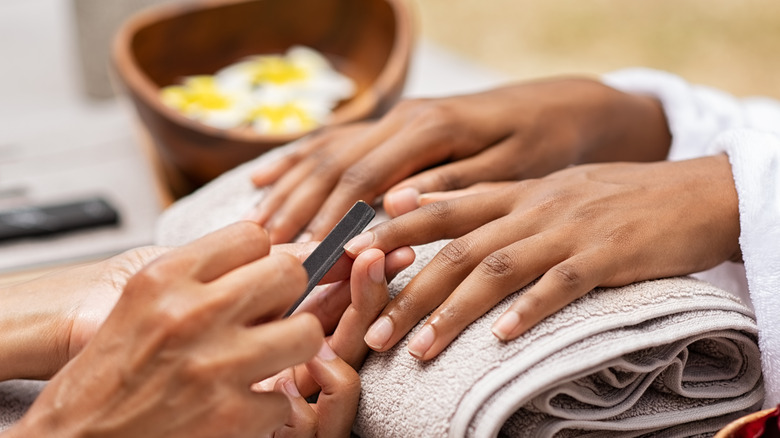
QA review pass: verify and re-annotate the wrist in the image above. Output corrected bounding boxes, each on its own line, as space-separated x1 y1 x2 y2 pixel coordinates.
569 78 672 164
0 277 73 381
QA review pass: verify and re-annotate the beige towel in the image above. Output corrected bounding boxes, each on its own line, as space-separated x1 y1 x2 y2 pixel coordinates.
154 146 763 437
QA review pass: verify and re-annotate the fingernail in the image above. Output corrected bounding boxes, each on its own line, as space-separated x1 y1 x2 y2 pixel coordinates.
283 379 301 397
408 324 435 359
241 205 265 222
317 341 338 361
491 311 520 341
368 257 385 284
364 316 393 350
344 231 374 255
385 187 420 217
296 231 313 243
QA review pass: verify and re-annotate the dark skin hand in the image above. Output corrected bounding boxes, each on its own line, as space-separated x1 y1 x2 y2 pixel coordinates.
344 155 740 361
247 77 671 244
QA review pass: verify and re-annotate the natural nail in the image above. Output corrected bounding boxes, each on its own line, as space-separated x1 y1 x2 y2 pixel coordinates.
283 379 301 397
364 316 393 350
344 231 374 255
408 324 435 359
317 341 338 361
491 311 520 341
385 187 420 217
368 257 385 284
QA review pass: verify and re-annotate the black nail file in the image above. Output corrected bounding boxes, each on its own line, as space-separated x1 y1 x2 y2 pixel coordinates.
285 201 376 317
0 197 120 242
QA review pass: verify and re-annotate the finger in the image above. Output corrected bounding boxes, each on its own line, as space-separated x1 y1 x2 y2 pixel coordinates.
330 249 390 368
383 139 522 216
272 377 317 437
295 281 353 333
263 123 394 243
294 246 415 335
250 153 326 228
405 232 567 360
492 251 605 341
161 221 271 282
303 125 460 240
242 314 324 383
271 242 354 285
416 182 515 207
305 342 361 438
240 391 291 437
362 212 536 353
211 252 307 323
250 129 340 188
345 190 513 257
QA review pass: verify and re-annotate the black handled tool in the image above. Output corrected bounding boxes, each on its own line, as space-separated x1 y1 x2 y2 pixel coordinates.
285 200 376 317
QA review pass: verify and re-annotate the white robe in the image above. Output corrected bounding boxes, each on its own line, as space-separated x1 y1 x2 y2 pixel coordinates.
603 68 780 408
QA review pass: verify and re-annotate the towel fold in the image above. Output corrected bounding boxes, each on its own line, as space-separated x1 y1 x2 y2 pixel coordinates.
154 150 764 437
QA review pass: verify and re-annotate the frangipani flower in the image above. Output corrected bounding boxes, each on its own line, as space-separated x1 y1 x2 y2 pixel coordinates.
160 76 250 129
160 46 355 135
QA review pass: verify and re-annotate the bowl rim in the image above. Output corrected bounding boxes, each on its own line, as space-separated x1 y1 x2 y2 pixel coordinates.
111 0 414 143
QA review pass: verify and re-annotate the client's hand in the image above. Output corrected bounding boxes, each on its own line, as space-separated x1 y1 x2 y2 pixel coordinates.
344 155 741 360
6 222 324 438
246 78 671 243
0 245 169 381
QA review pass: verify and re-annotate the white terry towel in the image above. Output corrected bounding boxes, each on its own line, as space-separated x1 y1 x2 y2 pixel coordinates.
604 69 780 407
154 147 764 437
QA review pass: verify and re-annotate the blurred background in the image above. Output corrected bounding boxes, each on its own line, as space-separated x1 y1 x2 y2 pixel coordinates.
415 0 780 98
1 0 778 276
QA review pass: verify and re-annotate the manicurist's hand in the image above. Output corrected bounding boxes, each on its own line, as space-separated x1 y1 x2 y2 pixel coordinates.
246 78 671 243
345 154 740 361
0 245 169 381
5 222 324 438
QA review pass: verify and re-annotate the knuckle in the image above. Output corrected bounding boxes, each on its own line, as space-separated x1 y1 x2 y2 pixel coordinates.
549 263 583 292
430 169 463 192
436 238 473 268
339 163 380 192
309 149 341 179
478 251 516 280
420 200 454 222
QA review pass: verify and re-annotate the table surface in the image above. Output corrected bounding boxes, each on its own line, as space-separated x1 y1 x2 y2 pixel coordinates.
0 0 507 286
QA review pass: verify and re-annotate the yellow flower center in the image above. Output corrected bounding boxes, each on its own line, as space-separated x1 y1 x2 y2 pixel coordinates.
245 56 309 85
249 103 318 133
161 76 233 114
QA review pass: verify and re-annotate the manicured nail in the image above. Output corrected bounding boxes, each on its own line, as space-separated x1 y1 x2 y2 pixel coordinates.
491 311 520 341
282 379 301 397
385 187 420 217
408 324 435 359
317 341 338 361
344 231 374 255
368 256 385 284
364 316 393 350
296 231 313 243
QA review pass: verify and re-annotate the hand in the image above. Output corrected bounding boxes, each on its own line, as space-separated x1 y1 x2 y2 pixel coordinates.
271 342 360 438
0 245 168 381
9 222 324 438
258 246 411 399
344 155 740 360
247 78 671 243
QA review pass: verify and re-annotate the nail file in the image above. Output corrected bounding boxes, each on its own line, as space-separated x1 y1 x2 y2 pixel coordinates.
285 201 376 317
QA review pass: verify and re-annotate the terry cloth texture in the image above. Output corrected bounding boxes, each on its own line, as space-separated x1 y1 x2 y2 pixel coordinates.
154 146 763 437
604 69 780 408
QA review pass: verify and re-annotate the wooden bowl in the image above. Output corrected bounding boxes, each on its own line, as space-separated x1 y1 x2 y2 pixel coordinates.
113 0 414 198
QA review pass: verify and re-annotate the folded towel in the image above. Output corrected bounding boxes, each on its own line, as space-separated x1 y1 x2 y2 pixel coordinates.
604 69 780 408
155 148 764 437
354 240 762 437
